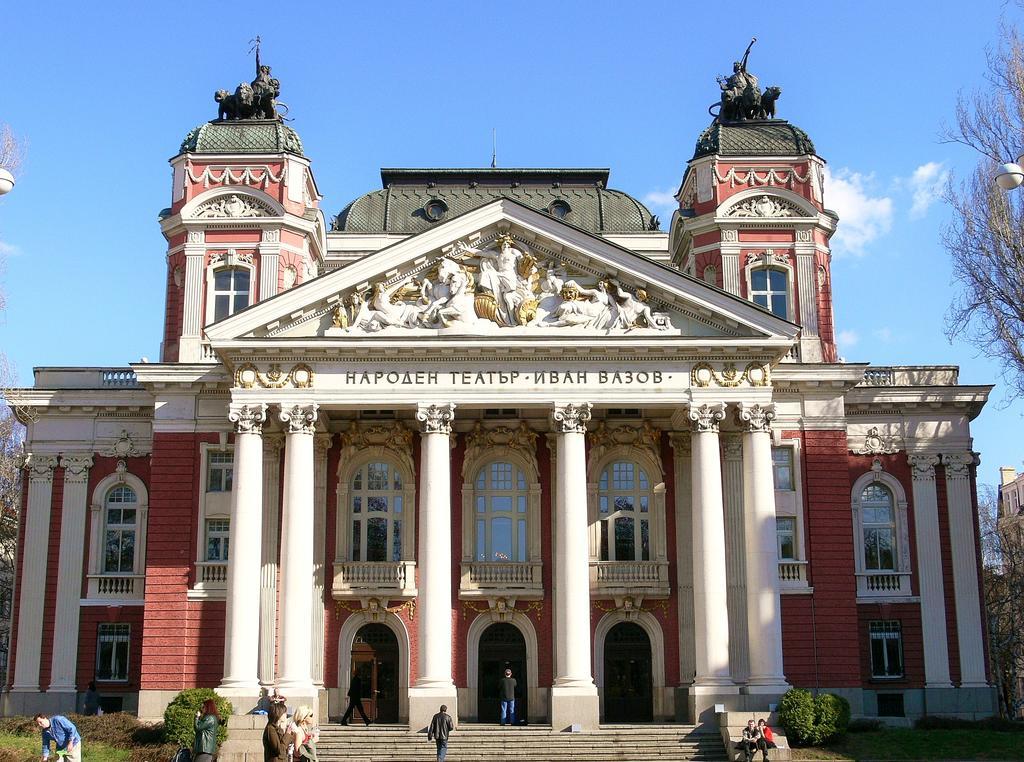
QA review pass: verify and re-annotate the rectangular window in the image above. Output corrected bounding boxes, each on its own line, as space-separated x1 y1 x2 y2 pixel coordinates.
205 519 230 562
776 517 796 560
207 450 233 492
869 620 904 678
96 623 130 682
772 447 794 491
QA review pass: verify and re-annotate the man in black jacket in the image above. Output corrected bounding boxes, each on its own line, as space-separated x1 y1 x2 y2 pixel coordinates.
427 704 454 762
340 674 371 726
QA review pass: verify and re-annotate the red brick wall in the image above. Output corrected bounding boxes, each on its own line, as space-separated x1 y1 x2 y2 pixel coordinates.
780 430 861 687
77 605 145 691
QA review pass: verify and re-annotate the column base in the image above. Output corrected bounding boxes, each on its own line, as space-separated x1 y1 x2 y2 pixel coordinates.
550 684 599 731
741 679 790 696
4 689 62 716
688 684 741 729
43 689 78 714
214 686 268 716
409 685 458 732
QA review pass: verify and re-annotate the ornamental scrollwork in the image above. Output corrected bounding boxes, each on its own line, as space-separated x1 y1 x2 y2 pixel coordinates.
60 454 94 482
723 194 803 219
465 421 537 461
416 403 456 435
229 403 268 434
551 402 592 434
737 402 776 433
235 362 314 390
588 420 660 463
193 193 275 219
687 402 726 434
691 361 770 388
942 452 974 480
25 454 59 481
280 403 319 435
907 453 940 482
854 426 898 456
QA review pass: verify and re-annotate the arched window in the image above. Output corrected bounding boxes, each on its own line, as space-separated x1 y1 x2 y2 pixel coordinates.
350 461 404 562
702 265 717 285
750 267 789 319
212 267 250 321
103 486 138 574
598 461 651 561
474 461 528 562
861 483 896 571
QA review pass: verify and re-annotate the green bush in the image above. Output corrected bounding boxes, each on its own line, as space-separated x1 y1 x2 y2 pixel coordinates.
778 688 851 746
162 688 232 748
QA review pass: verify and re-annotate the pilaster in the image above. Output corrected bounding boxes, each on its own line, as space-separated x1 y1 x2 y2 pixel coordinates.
258 434 284 687
259 229 281 300
721 435 749 683
179 231 206 362
312 432 333 687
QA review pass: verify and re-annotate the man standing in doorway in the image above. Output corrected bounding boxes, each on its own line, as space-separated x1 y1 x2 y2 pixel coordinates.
499 667 517 726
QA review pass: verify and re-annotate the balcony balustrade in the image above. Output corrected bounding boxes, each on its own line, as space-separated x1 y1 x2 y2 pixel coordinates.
86 574 144 600
589 560 670 597
856 571 912 597
459 561 543 599
332 560 417 599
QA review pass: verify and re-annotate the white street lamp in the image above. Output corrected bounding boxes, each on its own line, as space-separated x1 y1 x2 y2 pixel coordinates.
996 162 1024 191
0 167 14 196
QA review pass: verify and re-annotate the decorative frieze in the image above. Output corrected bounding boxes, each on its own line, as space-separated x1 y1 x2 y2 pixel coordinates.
193 193 276 219
691 361 770 388
551 402 592 434
465 420 537 463
724 194 804 218
235 362 314 390
229 403 268 434
280 403 319 435
416 402 455 435
714 166 811 190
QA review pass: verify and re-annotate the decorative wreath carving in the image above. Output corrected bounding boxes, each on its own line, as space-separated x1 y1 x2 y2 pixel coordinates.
234 362 314 389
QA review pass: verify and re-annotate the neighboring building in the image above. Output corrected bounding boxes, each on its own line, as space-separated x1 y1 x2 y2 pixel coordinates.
998 466 1024 521
996 466 1024 717
0 58 997 729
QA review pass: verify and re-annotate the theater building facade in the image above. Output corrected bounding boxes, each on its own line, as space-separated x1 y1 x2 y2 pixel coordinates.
1 90 996 728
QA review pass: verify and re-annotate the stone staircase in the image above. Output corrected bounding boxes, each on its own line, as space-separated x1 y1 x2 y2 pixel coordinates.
314 723 726 762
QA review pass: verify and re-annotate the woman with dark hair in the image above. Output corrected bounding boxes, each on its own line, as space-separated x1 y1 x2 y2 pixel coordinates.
263 702 294 762
193 698 222 762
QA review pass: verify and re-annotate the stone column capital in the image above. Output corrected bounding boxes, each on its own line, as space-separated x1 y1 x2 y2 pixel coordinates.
417 402 456 435
314 432 334 455
59 454 94 482
551 402 592 434
229 402 268 435
280 403 319 435
25 454 59 481
736 401 776 433
908 453 940 481
942 452 975 480
687 402 726 434
669 432 691 457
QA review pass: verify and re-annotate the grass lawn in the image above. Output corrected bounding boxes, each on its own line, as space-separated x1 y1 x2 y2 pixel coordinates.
0 732 133 762
790 728 1024 760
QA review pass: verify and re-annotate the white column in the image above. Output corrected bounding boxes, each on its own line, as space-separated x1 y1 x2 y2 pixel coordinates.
408 403 457 730
908 454 952 687
221 403 267 694
12 455 58 692
738 403 788 692
48 455 94 699
277 403 319 695
943 453 988 687
550 402 599 730
721 436 749 682
312 433 332 687
688 402 733 687
258 434 283 687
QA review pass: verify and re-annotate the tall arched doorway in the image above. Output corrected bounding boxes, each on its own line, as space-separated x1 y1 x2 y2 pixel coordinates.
477 623 527 723
350 624 399 723
603 622 653 722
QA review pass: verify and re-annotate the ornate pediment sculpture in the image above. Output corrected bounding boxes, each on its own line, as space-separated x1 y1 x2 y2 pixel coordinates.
725 194 803 219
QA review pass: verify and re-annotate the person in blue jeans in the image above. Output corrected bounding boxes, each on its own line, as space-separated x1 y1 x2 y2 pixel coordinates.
498 667 517 726
427 704 453 762
35 714 82 761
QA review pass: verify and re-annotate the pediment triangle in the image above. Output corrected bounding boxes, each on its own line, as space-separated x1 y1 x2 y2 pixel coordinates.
207 198 797 344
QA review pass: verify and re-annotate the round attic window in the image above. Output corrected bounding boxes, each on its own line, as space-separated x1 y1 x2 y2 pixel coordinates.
549 200 571 219
424 199 448 222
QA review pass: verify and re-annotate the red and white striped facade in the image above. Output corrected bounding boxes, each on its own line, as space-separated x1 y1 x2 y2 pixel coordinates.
1 108 996 729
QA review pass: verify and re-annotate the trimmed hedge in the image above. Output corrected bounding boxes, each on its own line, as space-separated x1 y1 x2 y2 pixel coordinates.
778 687 851 746
163 688 233 748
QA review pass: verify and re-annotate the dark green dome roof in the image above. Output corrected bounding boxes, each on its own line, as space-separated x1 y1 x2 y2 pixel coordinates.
693 120 815 160
334 168 659 234
179 120 304 157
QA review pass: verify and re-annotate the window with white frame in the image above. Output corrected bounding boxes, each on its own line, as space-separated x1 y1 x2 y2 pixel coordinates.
861 483 897 571
350 461 404 562
772 447 794 491
96 623 130 681
598 461 651 561
205 518 230 562
212 267 250 322
869 620 904 678
776 517 796 560
474 461 528 562
206 451 233 492
103 486 138 574
750 267 789 319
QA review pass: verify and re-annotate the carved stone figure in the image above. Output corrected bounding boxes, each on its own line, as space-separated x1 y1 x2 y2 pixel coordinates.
215 83 256 120
713 38 782 122
546 280 614 328
468 234 538 327
420 258 477 328
250 65 281 119
611 284 672 331
214 41 283 121
758 86 782 119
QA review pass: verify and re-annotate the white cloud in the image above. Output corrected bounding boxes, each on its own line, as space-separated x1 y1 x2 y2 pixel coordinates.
823 167 893 257
643 188 678 224
873 327 894 343
0 240 20 257
906 161 949 219
836 329 860 349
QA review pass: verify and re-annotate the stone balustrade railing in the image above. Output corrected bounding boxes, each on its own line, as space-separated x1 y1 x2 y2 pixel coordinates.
778 560 809 589
856 571 912 597
332 560 418 598
589 560 670 596
860 366 959 387
87 573 144 599
460 561 543 598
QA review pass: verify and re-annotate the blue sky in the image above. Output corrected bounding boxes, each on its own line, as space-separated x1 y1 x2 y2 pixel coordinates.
1 1 1022 489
